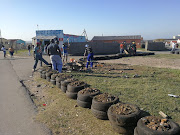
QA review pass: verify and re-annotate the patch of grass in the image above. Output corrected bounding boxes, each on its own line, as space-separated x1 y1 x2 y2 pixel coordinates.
148 54 180 59
30 63 180 135
14 49 29 56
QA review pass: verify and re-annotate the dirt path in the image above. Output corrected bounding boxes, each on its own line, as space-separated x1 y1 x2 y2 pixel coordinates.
98 56 180 69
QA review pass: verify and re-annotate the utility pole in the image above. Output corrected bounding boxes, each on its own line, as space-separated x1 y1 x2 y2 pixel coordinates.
81 29 88 41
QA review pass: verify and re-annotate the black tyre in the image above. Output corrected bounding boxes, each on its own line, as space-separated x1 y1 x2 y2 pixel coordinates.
91 107 108 120
107 103 141 127
111 123 135 135
67 84 86 93
56 81 61 88
61 85 66 93
46 76 50 82
77 98 91 108
175 51 179 54
50 79 56 85
66 91 77 99
41 74 46 79
137 116 180 135
134 127 139 135
51 74 58 80
91 96 119 112
77 89 100 102
46 72 53 77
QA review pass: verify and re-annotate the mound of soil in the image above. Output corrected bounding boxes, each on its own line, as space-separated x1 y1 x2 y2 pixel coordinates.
110 103 136 115
57 74 72 79
69 81 86 86
142 116 171 131
94 93 116 102
80 88 100 94
65 78 77 82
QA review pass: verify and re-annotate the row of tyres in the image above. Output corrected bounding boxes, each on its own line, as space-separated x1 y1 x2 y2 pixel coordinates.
39 66 180 135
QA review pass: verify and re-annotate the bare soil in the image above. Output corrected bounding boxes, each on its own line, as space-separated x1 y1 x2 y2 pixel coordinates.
94 93 116 102
142 116 171 131
69 81 86 86
111 103 136 115
98 57 180 69
80 87 100 94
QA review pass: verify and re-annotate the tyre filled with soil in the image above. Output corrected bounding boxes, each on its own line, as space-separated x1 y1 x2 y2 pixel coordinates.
136 116 180 135
91 93 119 120
107 102 141 135
66 81 87 99
77 87 100 108
41 71 46 79
46 71 53 82
56 74 73 89
61 78 78 93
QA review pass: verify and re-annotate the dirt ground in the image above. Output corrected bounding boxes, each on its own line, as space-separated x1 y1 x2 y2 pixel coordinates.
98 56 180 69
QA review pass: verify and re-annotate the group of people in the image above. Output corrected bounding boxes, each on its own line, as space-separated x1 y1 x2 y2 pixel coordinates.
171 42 179 52
33 39 94 73
120 41 136 55
1 45 14 58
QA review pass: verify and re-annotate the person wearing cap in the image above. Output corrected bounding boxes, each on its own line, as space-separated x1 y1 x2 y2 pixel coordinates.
33 42 50 71
47 39 62 73
84 44 94 70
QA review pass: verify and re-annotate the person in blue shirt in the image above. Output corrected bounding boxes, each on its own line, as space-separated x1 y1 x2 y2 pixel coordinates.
33 42 50 71
62 43 69 63
84 44 94 70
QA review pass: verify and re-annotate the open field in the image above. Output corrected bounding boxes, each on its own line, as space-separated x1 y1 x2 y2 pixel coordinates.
24 58 180 135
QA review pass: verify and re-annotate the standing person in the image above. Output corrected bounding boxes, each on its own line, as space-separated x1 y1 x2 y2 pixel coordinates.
62 43 69 63
132 42 137 55
28 45 31 56
171 42 176 52
47 39 62 73
1 45 6 58
9 46 14 58
120 42 124 54
33 42 50 71
84 44 94 70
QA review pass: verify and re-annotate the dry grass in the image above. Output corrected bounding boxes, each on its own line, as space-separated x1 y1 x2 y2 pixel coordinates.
25 62 180 135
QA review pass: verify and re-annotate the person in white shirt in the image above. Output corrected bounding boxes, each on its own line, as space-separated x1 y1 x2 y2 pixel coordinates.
1 45 6 58
171 42 176 52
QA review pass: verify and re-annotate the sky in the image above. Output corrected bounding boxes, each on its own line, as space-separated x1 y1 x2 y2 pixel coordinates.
0 0 180 41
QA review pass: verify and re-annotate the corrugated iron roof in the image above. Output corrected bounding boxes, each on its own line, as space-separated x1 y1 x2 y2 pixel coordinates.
92 35 141 41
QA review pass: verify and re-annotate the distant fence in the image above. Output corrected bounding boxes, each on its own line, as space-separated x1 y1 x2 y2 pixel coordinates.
68 42 120 55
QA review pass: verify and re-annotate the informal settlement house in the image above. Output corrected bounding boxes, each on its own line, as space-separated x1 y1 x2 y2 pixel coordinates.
0 38 26 49
91 35 142 48
32 30 86 47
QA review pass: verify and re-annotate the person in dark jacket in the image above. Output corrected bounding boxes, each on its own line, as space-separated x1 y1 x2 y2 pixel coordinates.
33 43 50 71
84 44 94 70
47 39 62 72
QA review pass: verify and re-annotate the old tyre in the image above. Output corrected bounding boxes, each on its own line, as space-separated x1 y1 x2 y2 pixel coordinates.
50 79 56 85
56 77 65 83
77 98 91 108
41 74 46 79
46 72 53 77
61 85 66 93
56 81 61 88
175 51 179 54
111 123 135 135
107 103 141 127
91 107 108 120
134 127 139 135
51 74 58 80
137 116 180 135
67 84 86 93
91 96 119 112
77 89 101 102
66 91 77 99
46 76 51 82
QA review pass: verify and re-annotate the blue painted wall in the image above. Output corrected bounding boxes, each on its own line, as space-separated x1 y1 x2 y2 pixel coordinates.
63 34 86 43
16 39 26 46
